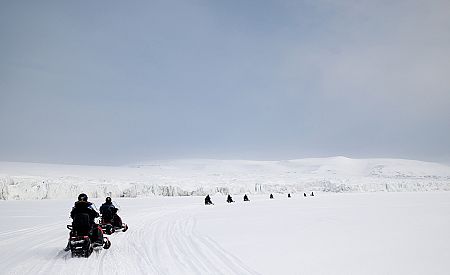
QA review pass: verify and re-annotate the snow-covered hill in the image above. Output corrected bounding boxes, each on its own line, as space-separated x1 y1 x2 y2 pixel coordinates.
0 157 449 200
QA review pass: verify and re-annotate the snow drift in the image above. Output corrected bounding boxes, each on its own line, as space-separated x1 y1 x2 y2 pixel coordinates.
0 157 449 200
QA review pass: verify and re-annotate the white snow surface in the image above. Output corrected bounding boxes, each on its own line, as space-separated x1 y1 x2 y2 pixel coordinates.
0 192 449 274
1 157 450 200
0 157 450 200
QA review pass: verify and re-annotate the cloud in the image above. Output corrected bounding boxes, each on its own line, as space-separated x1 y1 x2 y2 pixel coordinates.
279 0 450 116
0 0 449 164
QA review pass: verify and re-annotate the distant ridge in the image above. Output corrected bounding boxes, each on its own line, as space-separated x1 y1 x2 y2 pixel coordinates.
1 157 449 200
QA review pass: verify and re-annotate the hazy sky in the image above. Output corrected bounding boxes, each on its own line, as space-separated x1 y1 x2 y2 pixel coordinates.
1 0 449 165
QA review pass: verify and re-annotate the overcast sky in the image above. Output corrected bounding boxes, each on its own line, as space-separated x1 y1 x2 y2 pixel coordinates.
1 0 449 165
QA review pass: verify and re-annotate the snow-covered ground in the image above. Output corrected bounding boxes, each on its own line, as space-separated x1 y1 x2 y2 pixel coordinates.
1 192 449 274
1 157 449 200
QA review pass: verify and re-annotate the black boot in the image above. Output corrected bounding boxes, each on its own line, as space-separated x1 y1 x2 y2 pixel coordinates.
64 241 71 251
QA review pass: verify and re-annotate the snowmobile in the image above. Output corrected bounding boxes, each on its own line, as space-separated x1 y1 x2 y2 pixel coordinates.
100 216 128 235
243 194 249 201
99 202 128 235
66 214 111 258
204 195 214 205
226 195 234 203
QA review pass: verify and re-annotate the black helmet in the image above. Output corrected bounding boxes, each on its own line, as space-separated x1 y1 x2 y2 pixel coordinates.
78 193 88 202
106 197 112 203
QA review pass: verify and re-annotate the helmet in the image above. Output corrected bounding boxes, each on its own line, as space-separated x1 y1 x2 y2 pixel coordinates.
106 197 112 203
78 193 88 202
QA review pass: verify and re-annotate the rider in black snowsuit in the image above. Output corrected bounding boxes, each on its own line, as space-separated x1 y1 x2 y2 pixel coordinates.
70 193 103 245
100 197 123 228
243 194 249 201
205 195 213 205
226 194 234 203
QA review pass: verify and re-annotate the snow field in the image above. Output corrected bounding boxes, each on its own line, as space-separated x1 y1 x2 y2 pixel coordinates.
1 192 449 274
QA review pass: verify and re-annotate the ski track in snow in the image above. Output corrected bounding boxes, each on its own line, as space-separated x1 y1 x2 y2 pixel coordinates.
2 193 450 274
1 204 259 275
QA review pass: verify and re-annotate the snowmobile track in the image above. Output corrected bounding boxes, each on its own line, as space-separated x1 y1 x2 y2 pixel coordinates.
1 203 258 274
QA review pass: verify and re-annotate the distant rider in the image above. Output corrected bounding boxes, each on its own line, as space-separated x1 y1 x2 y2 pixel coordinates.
227 194 234 203
205 195 213 205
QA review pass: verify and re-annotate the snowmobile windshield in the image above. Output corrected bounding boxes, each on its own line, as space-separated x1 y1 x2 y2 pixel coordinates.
89 203 99 212
111 201 120 210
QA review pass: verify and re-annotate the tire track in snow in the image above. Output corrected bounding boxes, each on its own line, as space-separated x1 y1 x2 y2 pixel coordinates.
189 218 259 275
200 234 259 275
136 205 259 274
2 202 259 274
0 221 63 243
169 215 225 274
97 205 258 274
0 221 67 274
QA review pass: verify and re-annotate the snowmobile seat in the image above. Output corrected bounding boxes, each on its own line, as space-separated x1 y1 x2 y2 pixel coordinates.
72 213 91 236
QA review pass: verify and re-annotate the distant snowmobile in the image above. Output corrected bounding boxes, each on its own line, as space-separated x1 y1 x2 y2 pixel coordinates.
243 194 249 201
270 194 274 199
226 194 234 203
99 197 128 235
205 195 214 205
